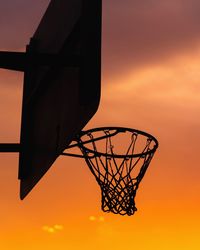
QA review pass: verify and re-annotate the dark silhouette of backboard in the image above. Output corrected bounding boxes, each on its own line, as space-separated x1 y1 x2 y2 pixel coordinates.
18 0 102 199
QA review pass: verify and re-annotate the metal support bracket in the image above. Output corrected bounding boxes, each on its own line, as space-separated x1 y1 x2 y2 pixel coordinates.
0 51 81 72
0 143 20 152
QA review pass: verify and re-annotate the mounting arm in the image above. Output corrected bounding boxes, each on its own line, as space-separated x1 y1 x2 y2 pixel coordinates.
0 143 20 152
0 51 81 72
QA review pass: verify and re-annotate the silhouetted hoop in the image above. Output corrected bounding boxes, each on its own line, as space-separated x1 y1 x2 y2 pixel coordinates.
72 127 158 216
77 127 158 158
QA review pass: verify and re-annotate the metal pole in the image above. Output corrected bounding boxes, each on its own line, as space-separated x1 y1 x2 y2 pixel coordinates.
0 51 81 72
0 143 20 152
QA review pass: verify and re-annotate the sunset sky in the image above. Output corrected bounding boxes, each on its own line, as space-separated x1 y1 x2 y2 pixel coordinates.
1 0 200 249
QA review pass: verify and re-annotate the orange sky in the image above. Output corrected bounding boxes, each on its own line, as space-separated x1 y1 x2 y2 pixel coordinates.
0 1 200 249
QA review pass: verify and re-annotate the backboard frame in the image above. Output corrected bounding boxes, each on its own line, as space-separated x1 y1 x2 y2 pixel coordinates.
18 0 102 199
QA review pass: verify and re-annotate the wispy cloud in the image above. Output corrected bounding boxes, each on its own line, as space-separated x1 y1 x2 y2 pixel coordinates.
89 215 105 222
42 224 64 234
103 0 200 80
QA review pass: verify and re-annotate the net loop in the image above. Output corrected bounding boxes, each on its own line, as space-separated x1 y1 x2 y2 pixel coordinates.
77 127 158 216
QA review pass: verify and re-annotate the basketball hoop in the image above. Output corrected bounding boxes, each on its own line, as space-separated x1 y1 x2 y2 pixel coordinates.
63 127 158 216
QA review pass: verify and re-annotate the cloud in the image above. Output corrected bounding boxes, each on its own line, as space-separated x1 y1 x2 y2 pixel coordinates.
42 225 55 234
42 224 64 234
89 216 96 221
54 224 64 230
1 0 200 82
89 216 105 222
103 0 200 80
92 46 200 144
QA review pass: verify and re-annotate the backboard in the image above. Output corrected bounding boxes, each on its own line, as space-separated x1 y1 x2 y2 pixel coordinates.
18 0 102 199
